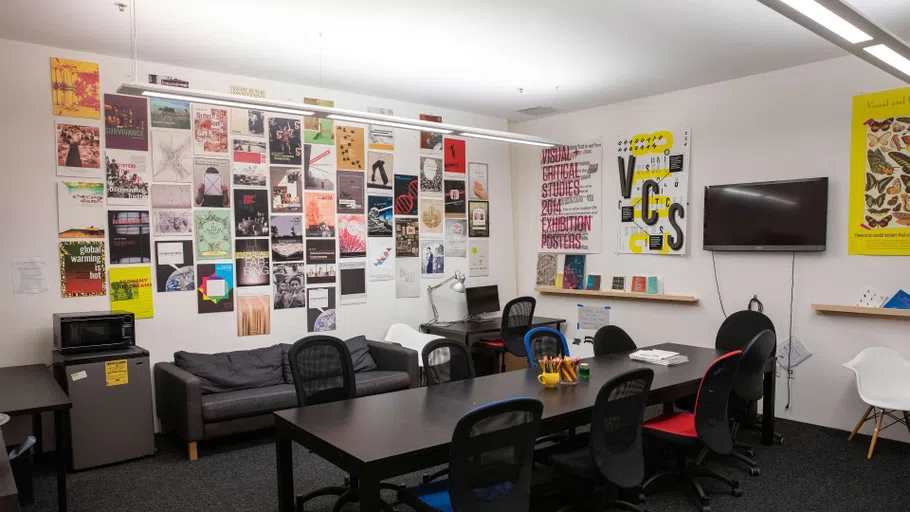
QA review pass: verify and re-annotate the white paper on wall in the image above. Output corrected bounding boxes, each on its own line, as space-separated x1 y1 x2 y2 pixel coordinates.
469 240 490 277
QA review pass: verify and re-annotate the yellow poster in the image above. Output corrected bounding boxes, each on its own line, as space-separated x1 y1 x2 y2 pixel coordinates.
109 266 155 318
50 58 101 119
336 125 365 171
849 87 910 255
105 359 128 387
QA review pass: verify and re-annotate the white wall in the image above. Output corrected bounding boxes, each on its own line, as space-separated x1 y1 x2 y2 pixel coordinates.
511 56 910 442
0 37 515 370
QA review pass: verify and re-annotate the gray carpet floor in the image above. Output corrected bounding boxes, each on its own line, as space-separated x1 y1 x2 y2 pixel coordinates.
22 418 910 512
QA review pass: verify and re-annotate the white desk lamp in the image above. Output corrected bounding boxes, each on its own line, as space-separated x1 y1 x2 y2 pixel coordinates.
426 271 466 326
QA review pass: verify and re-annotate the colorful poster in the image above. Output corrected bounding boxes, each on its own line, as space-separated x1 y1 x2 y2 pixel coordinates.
336 125 365 171
271 215 304 262
109 266 154 319
444 179 466 218
446 219 467 257
150 98 190 130
420 114 443 151
420 156 443 194
421 239 444 278
51 58 100 119
192 105 229 156
153 210 192 237
305 191 336 237
615 132 687 255
271 167 303 213
237 287 271 336
151 184 192 209
272 263 306 309
104 94 148 151
155 240 194 292
396 258 420 298
468 200 489 237
304 98 334 145
338 215 367 258
197 263 234 314
368 239 394 282
106 150 149 206
59 241 105 297
339 261 367 304
469 239 490 277
307 286 337 332
232 138 267 165
193 157 231 208
269 116 302 165
57 181 105 238
367 106 394 151
337 171 365 213
562 255 586 289
396 217 419 257
194 210 232 260
849 87 910 255
233 160 267 188
230 108 265 136
444 138 466 175
151 129 193 183
367 151 393 191
234 189 269 237
56 123 101 177
109 210 151 264
304 144 336 190
536 253 558 286
236 239 270 287
394 175 419 215
367 195 393 237
468 162 489 200
420 197 444 235
306 239 337 285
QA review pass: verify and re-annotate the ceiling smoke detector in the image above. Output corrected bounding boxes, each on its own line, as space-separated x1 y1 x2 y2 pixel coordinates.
516 106 559 117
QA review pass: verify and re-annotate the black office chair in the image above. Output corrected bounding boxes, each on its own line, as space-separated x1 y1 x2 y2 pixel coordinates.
288 335 397 512
725 329 776 476
423 338 475 386
593 325 637 356
475 296 536 373
397 397 544 511
539 368 654 512
524 327 569 367
642 350 744 512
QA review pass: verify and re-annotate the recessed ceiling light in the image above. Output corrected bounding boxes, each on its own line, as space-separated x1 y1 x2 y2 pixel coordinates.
863 44 910 77
778 0 872 44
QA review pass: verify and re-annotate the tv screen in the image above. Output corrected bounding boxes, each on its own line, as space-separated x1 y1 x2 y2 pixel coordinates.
704 177 828 252
465 285 500 316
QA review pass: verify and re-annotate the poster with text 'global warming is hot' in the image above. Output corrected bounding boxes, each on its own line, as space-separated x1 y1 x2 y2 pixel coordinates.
539 141 602 254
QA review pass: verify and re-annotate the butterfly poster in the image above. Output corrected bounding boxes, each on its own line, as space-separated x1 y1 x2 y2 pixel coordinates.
849 87 910 255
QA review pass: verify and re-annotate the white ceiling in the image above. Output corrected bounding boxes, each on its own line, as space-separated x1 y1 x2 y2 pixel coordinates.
1 0 908 121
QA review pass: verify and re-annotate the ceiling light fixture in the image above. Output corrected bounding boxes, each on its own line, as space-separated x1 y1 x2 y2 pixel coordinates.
327 114 453 134
457 132 556 147
140 90 313 116
776 0 871 44
864 44 910 77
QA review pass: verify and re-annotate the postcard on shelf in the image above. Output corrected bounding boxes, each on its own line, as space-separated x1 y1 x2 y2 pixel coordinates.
883 290 910 310
630 276 647 293
646 276 663 295
586 274 601 291
854 287 888 308
611 276 626 292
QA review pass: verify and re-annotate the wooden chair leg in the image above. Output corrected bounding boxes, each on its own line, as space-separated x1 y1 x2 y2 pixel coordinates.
867 409 883 459
188 441 198 461
849 405 874 441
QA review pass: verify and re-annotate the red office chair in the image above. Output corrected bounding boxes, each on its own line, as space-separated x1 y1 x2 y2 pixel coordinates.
641 350 744 512
474 297 536 373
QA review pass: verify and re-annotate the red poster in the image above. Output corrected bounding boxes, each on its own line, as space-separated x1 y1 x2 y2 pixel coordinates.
444 138 466 175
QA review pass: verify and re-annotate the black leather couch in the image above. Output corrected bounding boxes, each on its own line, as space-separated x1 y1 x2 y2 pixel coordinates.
154 338 418 460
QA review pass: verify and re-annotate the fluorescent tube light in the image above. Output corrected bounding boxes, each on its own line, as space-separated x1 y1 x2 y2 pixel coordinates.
778 0 872 44
864 44 910 77
141 91 314 116
328 114 453 133
458 132 556 147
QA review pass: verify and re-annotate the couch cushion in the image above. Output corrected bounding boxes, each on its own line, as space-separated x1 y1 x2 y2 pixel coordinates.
354 371 410 397
175 345 285 394
345 335 379 374
201 384 298 422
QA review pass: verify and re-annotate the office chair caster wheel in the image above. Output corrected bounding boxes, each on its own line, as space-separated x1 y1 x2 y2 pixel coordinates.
701 506 711 512
733 488 744 497
638 492 646 503
744 449 755 457
777 437 784 445
749 467 761 477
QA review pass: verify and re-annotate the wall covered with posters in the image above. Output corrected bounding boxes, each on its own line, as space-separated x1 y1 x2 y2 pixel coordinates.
0 38 515 374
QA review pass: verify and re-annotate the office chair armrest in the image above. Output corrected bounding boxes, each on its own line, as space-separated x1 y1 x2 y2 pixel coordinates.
367 340 419 388
154 362 204 442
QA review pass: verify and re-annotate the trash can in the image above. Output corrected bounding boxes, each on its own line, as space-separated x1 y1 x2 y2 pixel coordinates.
8 437 36 506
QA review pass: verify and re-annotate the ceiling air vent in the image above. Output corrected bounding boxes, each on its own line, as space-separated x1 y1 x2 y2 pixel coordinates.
516 106 559 117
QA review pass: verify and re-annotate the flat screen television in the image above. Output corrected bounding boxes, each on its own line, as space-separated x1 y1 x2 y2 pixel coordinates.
465 285 500 317
704 177 828 252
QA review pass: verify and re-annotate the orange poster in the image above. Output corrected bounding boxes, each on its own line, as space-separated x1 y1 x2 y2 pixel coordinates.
336 125 365 171
50 58 101 119
305 191 336 237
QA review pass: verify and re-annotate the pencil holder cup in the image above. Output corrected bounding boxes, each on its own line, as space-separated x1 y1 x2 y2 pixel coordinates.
538 372 559 389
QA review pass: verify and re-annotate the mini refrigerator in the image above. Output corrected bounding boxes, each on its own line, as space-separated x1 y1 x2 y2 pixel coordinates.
53 346 155 470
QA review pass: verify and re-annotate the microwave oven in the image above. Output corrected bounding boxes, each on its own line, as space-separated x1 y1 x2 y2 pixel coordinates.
53 311 135 353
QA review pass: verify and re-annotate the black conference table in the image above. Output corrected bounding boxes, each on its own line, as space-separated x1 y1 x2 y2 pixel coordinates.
275 342 776 512
420 316 566 347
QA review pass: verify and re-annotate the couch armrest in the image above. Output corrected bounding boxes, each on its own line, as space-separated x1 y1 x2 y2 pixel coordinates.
154 362 204 442
367 341 419 388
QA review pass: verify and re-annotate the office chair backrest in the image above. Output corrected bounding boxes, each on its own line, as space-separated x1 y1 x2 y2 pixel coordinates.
287 335 355 407
733 330 776 401
693 350 743 455
423 338 475 386
716 310 775 356
501 297 537 357
592 325 637 356
449 397 543 512
523 327 569 368
589 368 654 489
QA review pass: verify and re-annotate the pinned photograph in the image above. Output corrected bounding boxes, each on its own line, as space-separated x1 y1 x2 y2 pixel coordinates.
307 286 337 332
57 181 105 238
151 129 193 182
272 263 306 309
193 157 231 208
106 150 149 206
104 94 148 151
237 287 271 337
197 263 234 314
420 197 444 235
419 114 443 151
232 138 267 166
367 151 393 191
271 167 303 213
155 240 194 292
153 210 192 237
234 189 269 237
150 98 190 130
269 116 302 165
192 104 229 156
271 215 304 262
235 239 270 287
337 171 365 214
394 175 419 216
304 98 334 145
338 214 367 258
421 239 445 278
367 195 393 237
151 184 192 209
420 155 443 194
304 144 336 190
230 108 265 136
51 58 100 119
305 192 336 237
56 123 101 177
108 210 151 264
367 106 394 151
336 125 365 171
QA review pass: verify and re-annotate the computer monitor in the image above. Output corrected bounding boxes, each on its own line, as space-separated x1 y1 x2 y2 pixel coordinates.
465 285 500 318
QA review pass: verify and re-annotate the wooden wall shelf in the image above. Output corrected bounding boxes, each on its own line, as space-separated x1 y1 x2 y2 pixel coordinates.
534 286 699 304
812 304 910 320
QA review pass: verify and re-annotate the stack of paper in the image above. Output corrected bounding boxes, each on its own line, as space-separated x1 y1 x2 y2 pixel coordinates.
629 349 689 366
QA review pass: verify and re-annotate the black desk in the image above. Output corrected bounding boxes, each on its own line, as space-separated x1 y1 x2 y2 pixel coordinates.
420 316 566 346
0 365 72 512
276 342 776 512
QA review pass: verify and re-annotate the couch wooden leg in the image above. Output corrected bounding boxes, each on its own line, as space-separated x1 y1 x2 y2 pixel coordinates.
188 441 198 461
848 405 873 441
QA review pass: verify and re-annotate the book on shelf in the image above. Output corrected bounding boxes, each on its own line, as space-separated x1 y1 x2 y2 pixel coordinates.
562 255 586 290
883 290 910 310
629 349 689 366
630 276 647 293
646 276 663 295
611 276 626 292
586 274 601 291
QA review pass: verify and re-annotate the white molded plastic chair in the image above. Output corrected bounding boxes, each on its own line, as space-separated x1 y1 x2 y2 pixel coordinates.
843 347 910 459
384 323 443 368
